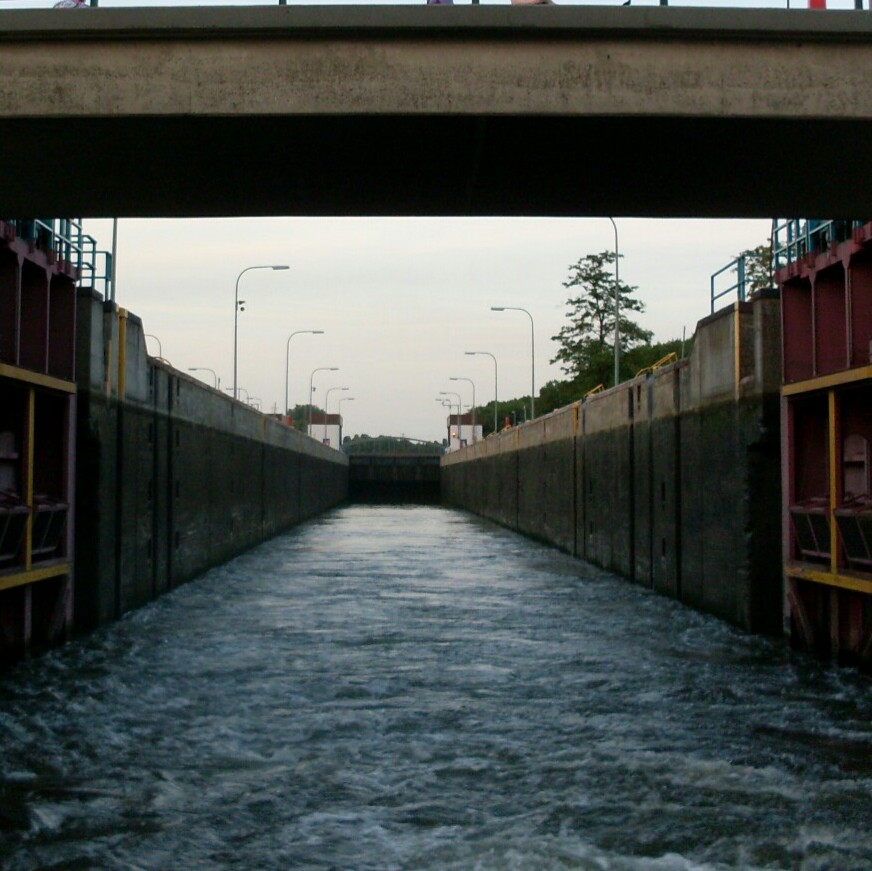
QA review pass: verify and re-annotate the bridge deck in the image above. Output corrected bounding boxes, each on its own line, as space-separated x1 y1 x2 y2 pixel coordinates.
2 7 872 217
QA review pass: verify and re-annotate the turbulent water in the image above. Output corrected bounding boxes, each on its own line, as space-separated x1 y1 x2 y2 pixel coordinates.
1 505 871 871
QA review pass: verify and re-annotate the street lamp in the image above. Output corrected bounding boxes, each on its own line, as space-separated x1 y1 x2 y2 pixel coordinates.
439 390 462 448
491 306 535 421
324 386 349 441
145 334 162 358
225 386 250 403
436 398 453 446
465 350 498 435
449 376 476 443
309 366 339 434
188 367 219 389
233 264 289 400
608 217 620 387
285 329 324 418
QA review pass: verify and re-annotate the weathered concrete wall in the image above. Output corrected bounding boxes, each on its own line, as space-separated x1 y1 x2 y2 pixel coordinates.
5 9 872 120
74 290 347 631
443 292 782 635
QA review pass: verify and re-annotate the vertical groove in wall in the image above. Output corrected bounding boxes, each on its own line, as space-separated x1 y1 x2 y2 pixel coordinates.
151 396 159 602
297 448 303 524
628 387 636 582
166 374 175 591
572 421 578 559
580 405 587 562
513 445 519 532
673 369 683 601
647 377 655 589
113 396 123 619
259 442 265 541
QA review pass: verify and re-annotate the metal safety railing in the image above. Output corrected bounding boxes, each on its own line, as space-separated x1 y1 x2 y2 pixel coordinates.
6 218 113 299
710 252 751 313
712 219 870 312
635 351 677 378
771 218 864 271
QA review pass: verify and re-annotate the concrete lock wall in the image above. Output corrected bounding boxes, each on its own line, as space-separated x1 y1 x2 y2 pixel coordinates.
443 292 783 635
74 289 348 631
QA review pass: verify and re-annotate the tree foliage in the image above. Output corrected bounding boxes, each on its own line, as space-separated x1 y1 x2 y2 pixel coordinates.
735 242 773 293
550 251 653 388
535 337 691 417
469 397 533 438
287 403 323 431
471 249 695 425
342 435 442 454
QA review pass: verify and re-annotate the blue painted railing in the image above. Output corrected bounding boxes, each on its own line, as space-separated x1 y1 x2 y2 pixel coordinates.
710 253 749 313
7 218 113 300
771 218 865 271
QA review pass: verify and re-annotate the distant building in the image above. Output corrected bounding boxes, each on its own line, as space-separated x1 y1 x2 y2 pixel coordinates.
308 412 343 448
445 412 482 451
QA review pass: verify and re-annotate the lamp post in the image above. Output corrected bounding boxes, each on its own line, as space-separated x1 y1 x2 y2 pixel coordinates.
324 386 349 442
187 367 219 389
449 376 476 443
234 264 289 400
491 306 535 421
284 329 324 418
439 390 462 448
436 398 453 446
225 386 250 403
309 366 339 435
337 396 354 446
465 350 498 435
145 334 162 359
608 217 620 387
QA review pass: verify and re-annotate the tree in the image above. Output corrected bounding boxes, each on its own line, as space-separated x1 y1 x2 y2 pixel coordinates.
735 242 773 293
550 251 652 389
287 403 322 432
470 397 532 437
624 337 690 377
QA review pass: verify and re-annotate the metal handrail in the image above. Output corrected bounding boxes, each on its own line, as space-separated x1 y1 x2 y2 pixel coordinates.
5 218 113 299
710 253 747 313
635 351 677 378
771 218 865 272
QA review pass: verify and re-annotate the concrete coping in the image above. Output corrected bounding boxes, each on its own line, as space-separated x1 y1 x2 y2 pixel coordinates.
4 6 872 44
698 299 753 331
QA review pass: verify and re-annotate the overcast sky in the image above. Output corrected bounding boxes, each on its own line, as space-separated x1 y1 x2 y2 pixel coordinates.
3 0 803 441
75 216 771 441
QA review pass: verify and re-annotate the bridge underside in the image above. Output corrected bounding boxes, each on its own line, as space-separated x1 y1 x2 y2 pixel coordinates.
3 114 872 218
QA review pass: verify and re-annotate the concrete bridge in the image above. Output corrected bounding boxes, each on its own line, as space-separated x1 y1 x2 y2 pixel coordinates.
3 6 872 217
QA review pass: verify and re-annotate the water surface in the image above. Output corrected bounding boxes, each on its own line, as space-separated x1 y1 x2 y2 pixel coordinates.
1 505 871 870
